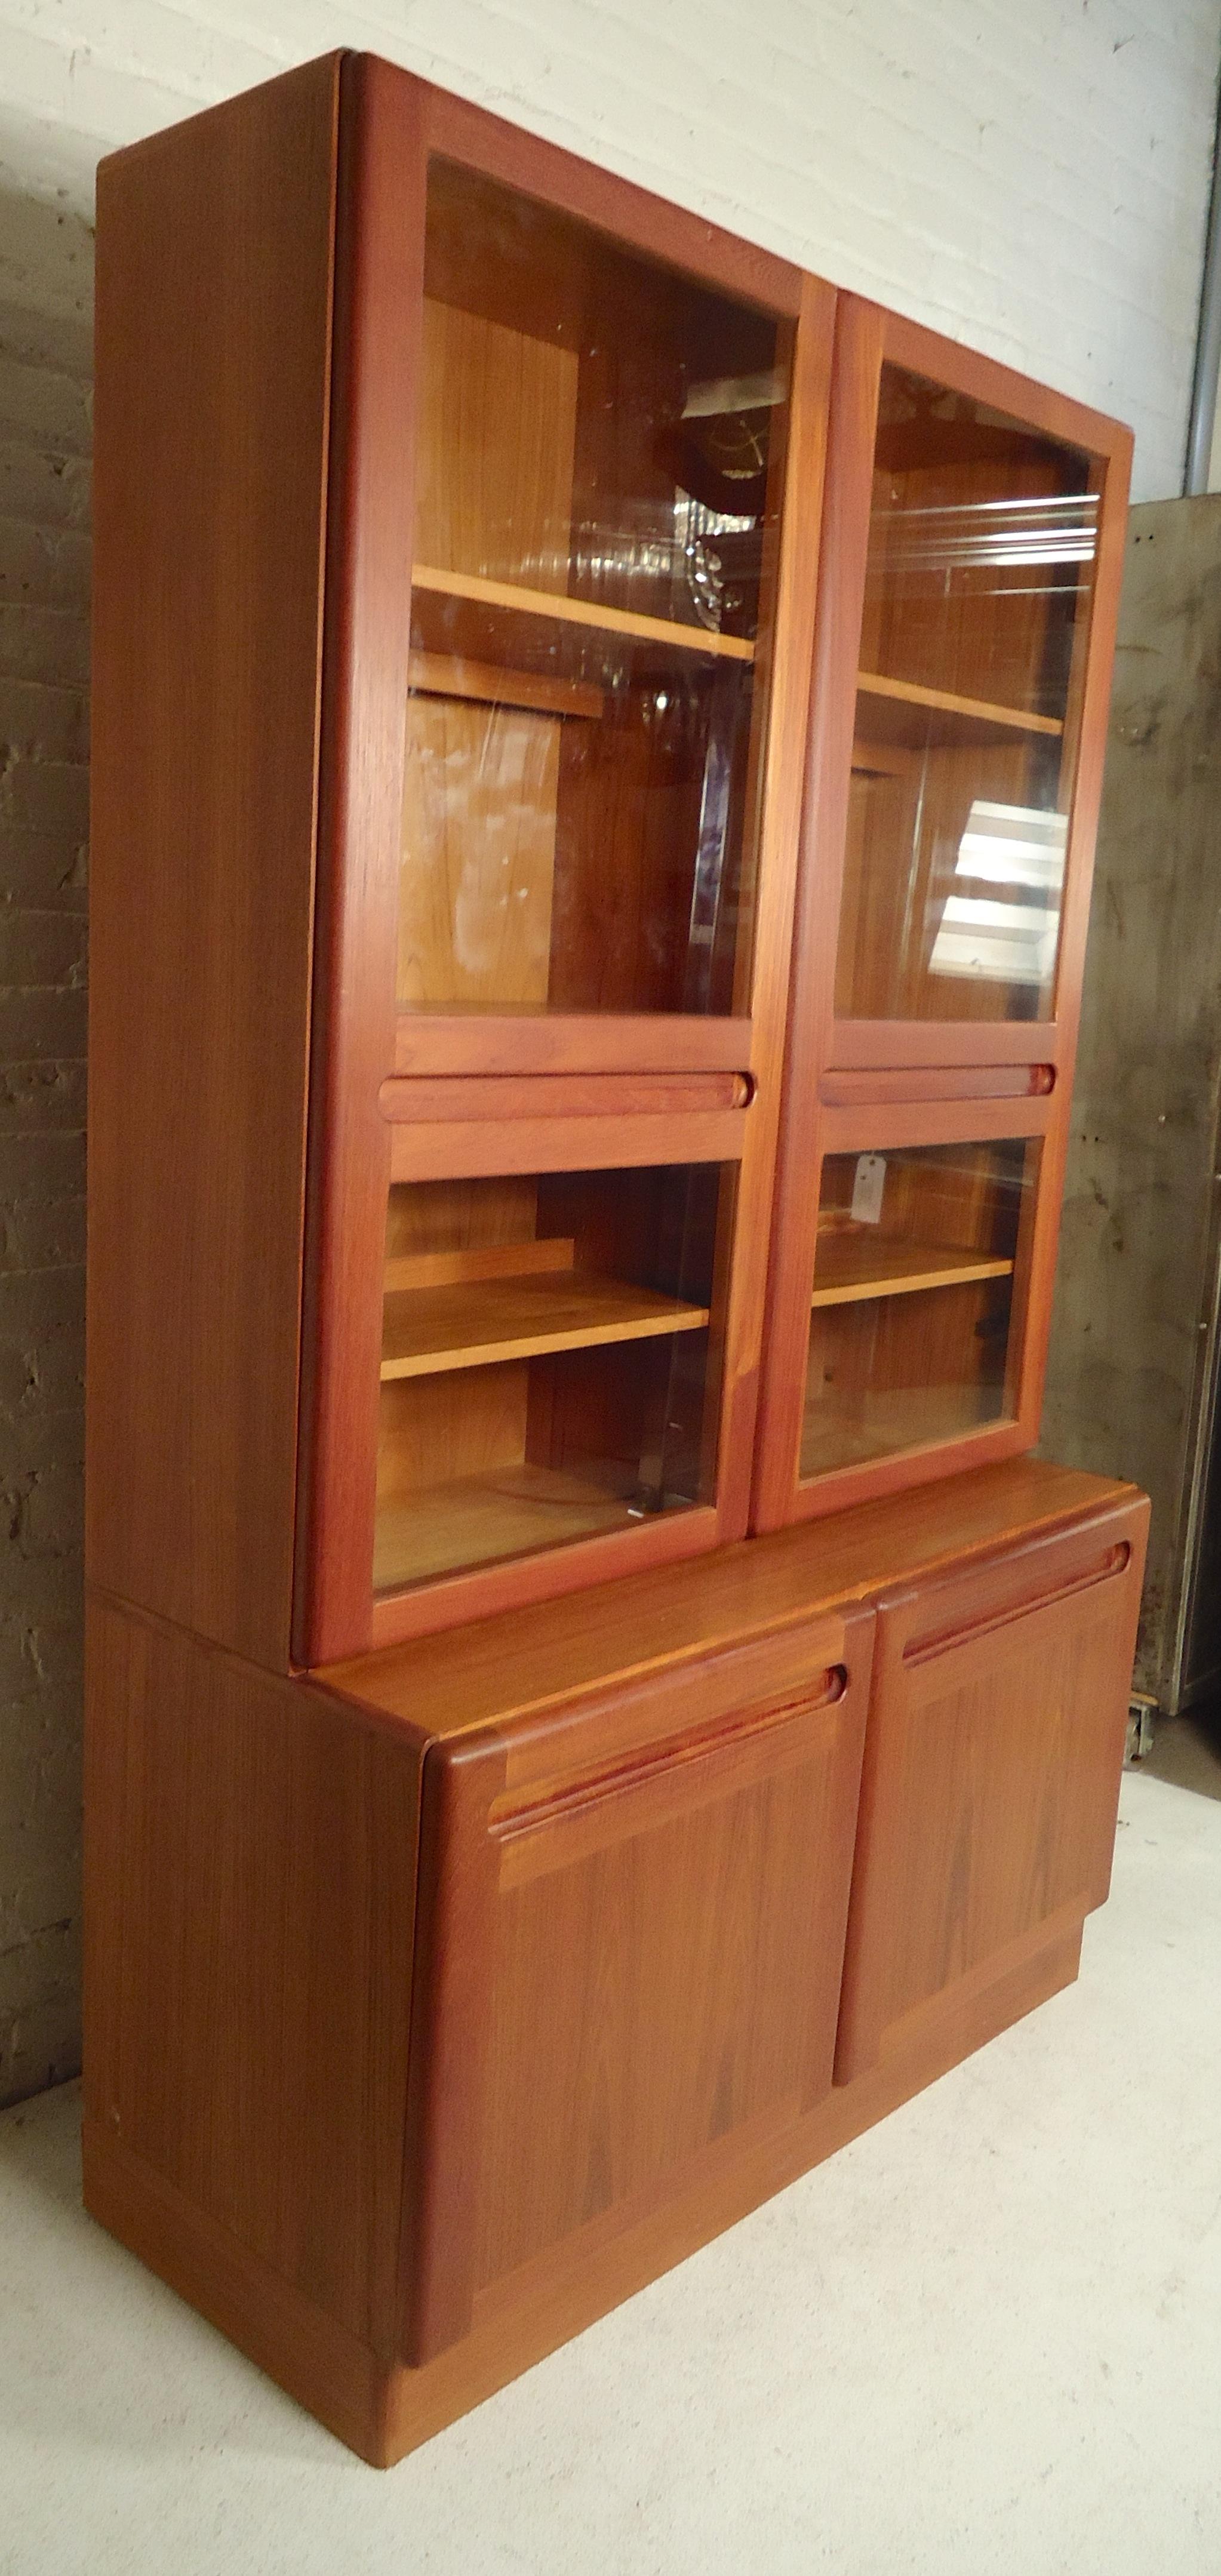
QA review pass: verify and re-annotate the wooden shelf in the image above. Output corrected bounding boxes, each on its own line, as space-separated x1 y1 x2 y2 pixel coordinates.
411 563 756 663
381 1267 710 1381
856 669 1064 750
408 649 605 722
374 1462 666 1591
811 1235 1014 1309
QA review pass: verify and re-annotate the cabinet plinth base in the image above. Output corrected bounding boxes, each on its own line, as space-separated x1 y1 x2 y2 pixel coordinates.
84 1917 1083 2470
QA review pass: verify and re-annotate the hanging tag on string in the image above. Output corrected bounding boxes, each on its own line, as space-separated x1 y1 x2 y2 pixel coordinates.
851 1153 886 1225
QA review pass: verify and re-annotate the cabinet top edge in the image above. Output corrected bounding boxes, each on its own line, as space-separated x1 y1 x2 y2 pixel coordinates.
95 50 345 193
353 51 807 318
843 291 1134 459
315 1460 1145 1746
97 47 807 321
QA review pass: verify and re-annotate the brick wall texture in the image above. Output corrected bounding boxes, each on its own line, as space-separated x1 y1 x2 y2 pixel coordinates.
0 0 1217 2104
0 192 90 2107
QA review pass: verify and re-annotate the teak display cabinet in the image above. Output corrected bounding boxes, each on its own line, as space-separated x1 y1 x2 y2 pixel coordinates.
85 51 1146 2467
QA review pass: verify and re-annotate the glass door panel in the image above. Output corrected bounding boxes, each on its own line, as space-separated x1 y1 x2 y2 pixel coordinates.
836 365 1098 1024
801 1138 1039 1478
376 1161 734 1592
399 159 790 1016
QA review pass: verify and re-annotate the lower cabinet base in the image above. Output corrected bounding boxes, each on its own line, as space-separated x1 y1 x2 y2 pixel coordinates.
84 1914 1084 2470
85 1464 1147 2466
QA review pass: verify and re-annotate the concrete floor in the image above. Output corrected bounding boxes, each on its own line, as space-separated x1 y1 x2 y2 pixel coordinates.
2 1768 1220 2576
1143 1698 1221 1801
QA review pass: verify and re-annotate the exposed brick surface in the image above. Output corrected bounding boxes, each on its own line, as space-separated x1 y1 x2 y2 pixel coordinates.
0 0 1213 494
0 1 1217 2106
0 191 89 2109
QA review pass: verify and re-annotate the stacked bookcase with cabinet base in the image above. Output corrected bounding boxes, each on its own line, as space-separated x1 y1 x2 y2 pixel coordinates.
85 52 1147 2467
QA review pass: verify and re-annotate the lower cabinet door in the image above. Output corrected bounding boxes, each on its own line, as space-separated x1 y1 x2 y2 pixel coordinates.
401 1606 874 2364
834 1495 1149 2085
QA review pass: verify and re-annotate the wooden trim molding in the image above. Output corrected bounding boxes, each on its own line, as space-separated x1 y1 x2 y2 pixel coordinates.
294 57 425 1667
87 54 341 1670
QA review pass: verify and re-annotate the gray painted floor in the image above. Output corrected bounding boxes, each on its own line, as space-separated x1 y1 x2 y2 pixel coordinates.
1143 1701 1221 1801
2 1767 1220 2576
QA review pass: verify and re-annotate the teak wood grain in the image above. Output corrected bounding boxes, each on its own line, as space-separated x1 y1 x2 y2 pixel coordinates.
392 1015 756 1078
834 1492 1148 2079
855 669 1063 741
85 45 1146 2482
380 1268 709 1378
809 1236 1013 1307
85 1463 1140 2468
819 1064 1056 1109
706 272 837 1545
408 649 604 722
85 1907 1084 2466
87 54 340 1669
751 294 1133 1535
384 1235 576 1292
812 1093 1055 1155
411 563 758 658
386 1106 751 1184
379 1073 751 1122
294 53 422 1669
294 62 838 1663
397 1611 869 2364
422 78 804 319
399 694 561 1007
322 1456 1142 1743
83 1590 422 2359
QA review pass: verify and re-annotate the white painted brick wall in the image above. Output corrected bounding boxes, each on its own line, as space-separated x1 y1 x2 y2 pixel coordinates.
0 0 1215 493
0 0 1216 2104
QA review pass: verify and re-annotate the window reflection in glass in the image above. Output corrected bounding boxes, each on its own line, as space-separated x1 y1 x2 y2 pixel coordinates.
835 367 1097 1024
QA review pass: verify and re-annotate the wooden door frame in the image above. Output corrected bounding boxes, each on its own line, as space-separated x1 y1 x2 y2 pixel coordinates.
752 296 1133 1535
399 1604 868 2365
755 1093 1061 1526
295 53 838 1664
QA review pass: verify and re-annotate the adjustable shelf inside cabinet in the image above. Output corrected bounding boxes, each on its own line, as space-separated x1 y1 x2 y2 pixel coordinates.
85 49 1146 2468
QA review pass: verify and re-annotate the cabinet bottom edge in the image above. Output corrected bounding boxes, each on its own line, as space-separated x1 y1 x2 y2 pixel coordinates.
81 1916 1085 2471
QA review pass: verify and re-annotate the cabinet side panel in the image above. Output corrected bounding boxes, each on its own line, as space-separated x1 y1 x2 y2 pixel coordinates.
83 1590 420 2357
87 58 340 1666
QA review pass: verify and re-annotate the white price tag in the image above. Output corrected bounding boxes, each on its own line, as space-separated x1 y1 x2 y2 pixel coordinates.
850 1153 886 1225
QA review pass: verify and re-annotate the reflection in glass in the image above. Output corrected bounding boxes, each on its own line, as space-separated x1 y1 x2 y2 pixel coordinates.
927 801 1066 989
397 161 791 1017
835 366 1097 1023
375 1163 734 1591
800 1139 1039 1479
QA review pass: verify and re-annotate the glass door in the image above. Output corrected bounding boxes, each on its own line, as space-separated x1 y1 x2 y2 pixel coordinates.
376 1155 735 1594
835 361 1098 1032
399 157 792 1023
355 142 820 1638
752 299 1131 1533
297 59 832 1664
801 1135 1039 1478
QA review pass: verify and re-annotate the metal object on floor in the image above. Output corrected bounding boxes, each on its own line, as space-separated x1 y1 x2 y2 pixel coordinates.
1124 1695 1157 1766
